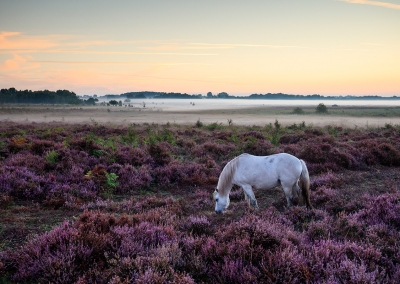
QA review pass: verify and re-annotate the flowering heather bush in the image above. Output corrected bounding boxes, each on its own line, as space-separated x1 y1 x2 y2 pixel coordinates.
310 171 344 191
115 146 150 166
0 166 47 199
153 160 219 188
148 141 172 166
29 139 56 155
0 210 182 283
284 206 329 231
305 240 384 283
304 128 325 138
182 215 211 236
182 189 214 213
373 143 400 166
68 137 102 153
299 142 358 174
241 138 275 156
279 133 303 144
4 150 47 174
240 130 265 140
107 163 152 193
191 141 236 161
311 186 340 211
353 193 400 228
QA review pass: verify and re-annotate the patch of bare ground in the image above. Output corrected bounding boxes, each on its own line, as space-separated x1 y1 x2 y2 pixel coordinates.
0 204 79 250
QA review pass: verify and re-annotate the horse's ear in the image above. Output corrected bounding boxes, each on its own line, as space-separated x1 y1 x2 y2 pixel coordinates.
212 190 218 200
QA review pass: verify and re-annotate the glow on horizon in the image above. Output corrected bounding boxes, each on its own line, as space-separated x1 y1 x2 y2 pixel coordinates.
0 1 399 97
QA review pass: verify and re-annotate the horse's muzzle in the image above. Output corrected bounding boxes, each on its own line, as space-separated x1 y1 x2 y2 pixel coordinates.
215 210 223 214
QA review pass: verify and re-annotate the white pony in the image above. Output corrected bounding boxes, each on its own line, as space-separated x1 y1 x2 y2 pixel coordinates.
213 153 312 213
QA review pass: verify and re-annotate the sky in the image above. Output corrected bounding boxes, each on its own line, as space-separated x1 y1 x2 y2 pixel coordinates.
1 0 399 97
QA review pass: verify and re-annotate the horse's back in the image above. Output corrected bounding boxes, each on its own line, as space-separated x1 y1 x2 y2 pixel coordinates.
234 153 302 189
239 153 300 168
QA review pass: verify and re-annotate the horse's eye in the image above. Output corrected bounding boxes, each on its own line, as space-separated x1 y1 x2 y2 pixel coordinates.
216 198 219 202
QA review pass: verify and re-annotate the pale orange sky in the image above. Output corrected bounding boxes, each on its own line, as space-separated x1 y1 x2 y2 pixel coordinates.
1 0 399 96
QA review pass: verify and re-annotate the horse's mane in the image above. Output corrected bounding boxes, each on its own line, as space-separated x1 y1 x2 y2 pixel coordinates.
217 154 243 195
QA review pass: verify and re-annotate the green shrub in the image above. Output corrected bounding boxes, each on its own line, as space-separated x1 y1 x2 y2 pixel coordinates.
121 129 139 146
205 122 222 131
293 107 304 114
101 172 119 198
195 119 203 128
274 119 281 130
45 150 59 164
269 132 281 146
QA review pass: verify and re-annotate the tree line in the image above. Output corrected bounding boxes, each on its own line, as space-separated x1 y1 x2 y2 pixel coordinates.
0 88 84 104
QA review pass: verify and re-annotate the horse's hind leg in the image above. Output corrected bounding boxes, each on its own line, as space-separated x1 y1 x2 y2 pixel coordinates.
292 182 301 206
242 185 258 209
293 181 301 197
282 182 294 208
244 191 251 206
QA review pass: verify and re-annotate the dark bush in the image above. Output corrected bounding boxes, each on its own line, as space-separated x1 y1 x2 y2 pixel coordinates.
374 143 400 166
29 139 55 155
279 134 302 144
316 103 328 113
148 142 172 165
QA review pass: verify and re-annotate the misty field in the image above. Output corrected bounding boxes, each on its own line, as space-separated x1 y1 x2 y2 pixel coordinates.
1 103 400 128
0 119 400 283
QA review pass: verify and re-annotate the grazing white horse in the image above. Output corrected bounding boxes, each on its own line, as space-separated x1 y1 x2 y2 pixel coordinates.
213 153 312 213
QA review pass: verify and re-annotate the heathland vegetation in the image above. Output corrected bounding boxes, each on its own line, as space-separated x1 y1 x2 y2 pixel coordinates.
0 120 400 283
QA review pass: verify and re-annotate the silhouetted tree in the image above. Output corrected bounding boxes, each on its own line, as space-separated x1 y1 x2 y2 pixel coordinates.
316 103 328 113
85 98 96 105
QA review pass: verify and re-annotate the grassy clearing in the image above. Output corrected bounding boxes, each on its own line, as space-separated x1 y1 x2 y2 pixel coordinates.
215 105 400 117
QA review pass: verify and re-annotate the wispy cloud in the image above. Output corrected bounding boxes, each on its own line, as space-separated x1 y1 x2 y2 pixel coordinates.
140 43 233 51
0 31 61 50
0 32 218 56
27 50 217 56
189 43 307 49
100 72 242 85
0 54 40 72
339 0 400 10
30 60 212 66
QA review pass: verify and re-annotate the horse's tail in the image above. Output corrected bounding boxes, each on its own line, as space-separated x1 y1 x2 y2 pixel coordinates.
299 159 313 209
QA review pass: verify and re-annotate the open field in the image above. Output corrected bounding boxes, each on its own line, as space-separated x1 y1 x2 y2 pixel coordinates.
1 103 400 128
1 110 400 282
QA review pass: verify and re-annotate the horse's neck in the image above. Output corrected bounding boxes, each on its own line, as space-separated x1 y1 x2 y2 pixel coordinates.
218 158 237 195
219 181 233 196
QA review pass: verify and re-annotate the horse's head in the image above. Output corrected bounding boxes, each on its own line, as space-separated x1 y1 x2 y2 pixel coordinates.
213 188 230 214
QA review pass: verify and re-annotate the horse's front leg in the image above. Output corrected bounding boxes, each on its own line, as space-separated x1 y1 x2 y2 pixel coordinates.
242 185 258 209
